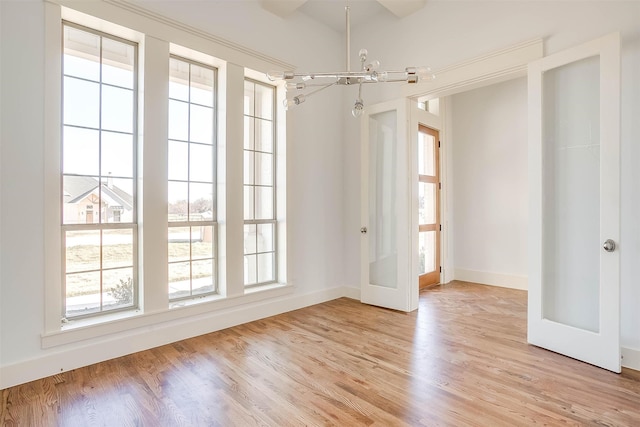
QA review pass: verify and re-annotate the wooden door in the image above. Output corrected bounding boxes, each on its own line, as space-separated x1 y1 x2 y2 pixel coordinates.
417 125 440 287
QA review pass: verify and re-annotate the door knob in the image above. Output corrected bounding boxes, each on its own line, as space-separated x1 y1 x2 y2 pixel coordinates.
603 239 616 252
360 227 367 234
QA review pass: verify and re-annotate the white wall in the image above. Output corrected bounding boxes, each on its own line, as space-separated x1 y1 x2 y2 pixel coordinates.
342 1 640 354
0 0 349 388
450 78 528 288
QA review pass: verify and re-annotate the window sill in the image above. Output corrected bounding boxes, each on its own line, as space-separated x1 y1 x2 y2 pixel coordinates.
41 282 294 349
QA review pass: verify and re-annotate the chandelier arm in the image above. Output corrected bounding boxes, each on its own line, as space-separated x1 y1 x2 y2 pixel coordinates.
301 81 339 99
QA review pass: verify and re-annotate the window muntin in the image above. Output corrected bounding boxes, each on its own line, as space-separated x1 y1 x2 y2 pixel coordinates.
61 23 138 319
244 80 276 286
168 56 218 301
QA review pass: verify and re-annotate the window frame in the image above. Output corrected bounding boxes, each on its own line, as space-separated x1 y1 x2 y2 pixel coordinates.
43 3 291 345
167 54 219 302
60 21 140 321
243 78 278 288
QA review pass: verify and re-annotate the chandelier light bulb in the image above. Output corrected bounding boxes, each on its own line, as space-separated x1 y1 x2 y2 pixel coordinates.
286 82 306 90
415 66 436 82
358 48 368 61
366 60 381 71
267 71 295 81
352 99 364 117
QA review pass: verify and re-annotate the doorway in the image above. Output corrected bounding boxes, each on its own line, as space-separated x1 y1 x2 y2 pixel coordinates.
417 125 440 288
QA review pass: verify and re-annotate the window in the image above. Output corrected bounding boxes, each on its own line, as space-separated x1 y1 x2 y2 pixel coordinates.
61 23 138 319
168 56 218 301
243 80 277 286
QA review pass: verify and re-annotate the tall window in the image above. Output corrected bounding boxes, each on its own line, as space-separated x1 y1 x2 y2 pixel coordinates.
243 80 277 286
61 23 138 319
167 56 217 301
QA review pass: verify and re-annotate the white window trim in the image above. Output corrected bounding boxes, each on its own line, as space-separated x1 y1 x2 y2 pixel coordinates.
43 2 290 346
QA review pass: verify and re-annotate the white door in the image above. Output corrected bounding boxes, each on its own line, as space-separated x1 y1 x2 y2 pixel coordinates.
528 33 621 372
361 99 418 312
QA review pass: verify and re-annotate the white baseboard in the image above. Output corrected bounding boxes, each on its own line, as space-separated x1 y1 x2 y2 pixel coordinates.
622 347 640 372
454 269 528 291
341 286 360 300
0 286 352 389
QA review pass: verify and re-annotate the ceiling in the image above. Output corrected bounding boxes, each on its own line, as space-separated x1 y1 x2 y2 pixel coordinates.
261 0 427 32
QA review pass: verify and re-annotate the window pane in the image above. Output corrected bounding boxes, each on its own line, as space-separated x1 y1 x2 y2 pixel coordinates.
63 126 99 176
244 81 255 116
64 77 100 128
257 253 275 283
101 38 135 89
169 261 190 299
255 84 273 120
191 259 214 295
256 119 273 153
102 131 133 178
418 132 435 176
102 178 133 224
189 182 214 221
168 181 188 222
244 224 257 254
244 186 254 220
102 86 134 133
244 116 254 150
419 231 436 275
255 186 273 219
102 229 133 269
255 152 273 186
168 140 189 181
168 226 191 262
192 226 214 259
257 223 274 253
63 26 100 81
64 54 100 82
190 64 214 107
169 58 189 101
418 182 436 225
103 267 134 308
190 143 214 183
189 104 214 144
244 151 254 185
62 175 100 225
169 100 189 141
244 254 257 285
65 271 100 317
65 230 100 273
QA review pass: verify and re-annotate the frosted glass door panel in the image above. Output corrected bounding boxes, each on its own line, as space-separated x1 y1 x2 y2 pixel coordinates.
542 56 600 332
369 111 397 289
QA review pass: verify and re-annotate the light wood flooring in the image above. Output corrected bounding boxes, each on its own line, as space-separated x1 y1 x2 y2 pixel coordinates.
2 281 640 426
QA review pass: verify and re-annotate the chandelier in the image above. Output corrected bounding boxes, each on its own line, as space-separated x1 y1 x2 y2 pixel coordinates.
267 5 435 117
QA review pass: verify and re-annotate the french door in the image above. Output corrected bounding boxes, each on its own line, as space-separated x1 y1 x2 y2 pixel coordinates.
360 99 418 312
528 33 621 372
417 125 440 287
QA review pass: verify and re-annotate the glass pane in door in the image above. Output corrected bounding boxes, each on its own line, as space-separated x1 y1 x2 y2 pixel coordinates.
418 182 436 225
418 231 435 275
369 110 397 288
542 55 600 332
418 132 435 176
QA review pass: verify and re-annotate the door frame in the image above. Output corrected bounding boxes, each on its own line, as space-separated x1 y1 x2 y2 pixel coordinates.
411 108 445 288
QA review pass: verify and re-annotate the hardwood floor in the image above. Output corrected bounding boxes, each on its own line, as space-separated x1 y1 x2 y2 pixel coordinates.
3 281 640 426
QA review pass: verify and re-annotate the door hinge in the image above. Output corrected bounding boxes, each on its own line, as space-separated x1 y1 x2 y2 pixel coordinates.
439 182 442 190
439 266 442 273
438 140 441 148
439 224 442 231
